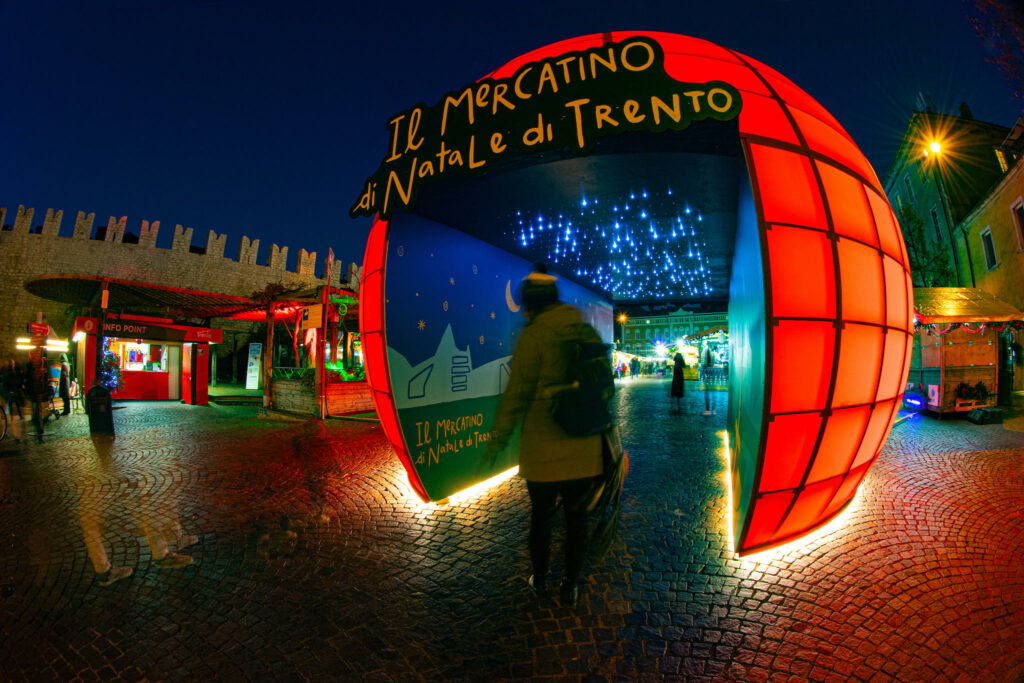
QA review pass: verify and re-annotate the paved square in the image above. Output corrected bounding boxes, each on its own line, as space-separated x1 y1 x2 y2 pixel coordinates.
1 378 1021 681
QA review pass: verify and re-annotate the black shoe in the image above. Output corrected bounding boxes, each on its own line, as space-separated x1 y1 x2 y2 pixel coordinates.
559 581 579 608
529 575 552 604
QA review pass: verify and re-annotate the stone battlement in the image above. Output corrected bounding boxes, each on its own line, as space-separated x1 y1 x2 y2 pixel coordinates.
1 205 345 281
0 205 363 354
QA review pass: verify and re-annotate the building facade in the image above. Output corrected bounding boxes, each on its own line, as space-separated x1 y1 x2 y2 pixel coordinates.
884 106 1012 287
0 205 360 382
619 308 728 356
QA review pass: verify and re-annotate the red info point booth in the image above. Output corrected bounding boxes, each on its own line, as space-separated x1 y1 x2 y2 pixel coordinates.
74 315 222 404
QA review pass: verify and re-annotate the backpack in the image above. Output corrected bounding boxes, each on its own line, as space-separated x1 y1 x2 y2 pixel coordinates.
550 323 615 437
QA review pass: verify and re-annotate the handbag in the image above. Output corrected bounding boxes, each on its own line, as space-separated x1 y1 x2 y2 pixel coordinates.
587 426 629 559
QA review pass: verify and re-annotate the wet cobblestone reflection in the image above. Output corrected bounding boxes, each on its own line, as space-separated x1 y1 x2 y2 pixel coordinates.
0 379 1021 681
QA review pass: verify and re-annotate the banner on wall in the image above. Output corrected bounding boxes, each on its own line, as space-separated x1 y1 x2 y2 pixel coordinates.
245 343 262 390
383 212 612 501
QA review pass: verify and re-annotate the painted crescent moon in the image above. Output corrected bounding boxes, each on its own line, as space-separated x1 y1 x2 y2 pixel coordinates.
505 280 520 313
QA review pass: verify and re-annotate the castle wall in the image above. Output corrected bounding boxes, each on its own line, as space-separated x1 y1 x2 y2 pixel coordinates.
0 205 361 361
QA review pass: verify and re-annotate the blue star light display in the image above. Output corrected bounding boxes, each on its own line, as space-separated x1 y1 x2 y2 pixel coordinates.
507 188 713 301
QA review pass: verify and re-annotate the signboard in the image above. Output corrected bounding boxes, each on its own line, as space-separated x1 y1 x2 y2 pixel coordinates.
381 212 612 501
27 322 50 336
300 305 323 331
351 36 741 219
245 343 262 390
72 317 223 343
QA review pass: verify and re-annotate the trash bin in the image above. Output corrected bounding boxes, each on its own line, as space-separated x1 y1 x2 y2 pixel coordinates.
85 385 115 436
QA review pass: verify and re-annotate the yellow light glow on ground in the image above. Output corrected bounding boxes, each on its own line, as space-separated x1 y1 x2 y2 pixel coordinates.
448 466 519 504
719 428 864 566
399 466 520 509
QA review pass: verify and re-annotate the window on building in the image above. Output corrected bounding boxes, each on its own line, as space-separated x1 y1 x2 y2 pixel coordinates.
995 148 1009 174
930 208 942 242
1013 200 1024 251
903 174 915 202
981 228 998 270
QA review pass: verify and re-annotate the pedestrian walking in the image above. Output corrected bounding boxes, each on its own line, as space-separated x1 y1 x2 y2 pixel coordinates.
27 356 50 442
2 358 28 441
701 345 715 416
79 436 200 587
487 270 605 608
59 354 71 416
670 352 686 409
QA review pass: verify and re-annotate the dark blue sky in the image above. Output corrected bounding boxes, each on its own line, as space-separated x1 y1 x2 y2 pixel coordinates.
2 0 1018 272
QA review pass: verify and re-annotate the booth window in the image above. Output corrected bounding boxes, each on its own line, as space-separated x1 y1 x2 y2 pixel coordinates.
930 208 942 242
980 227 998 271
112 341 169 372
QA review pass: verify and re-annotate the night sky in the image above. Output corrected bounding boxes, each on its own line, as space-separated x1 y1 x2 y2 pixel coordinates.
2 0 1018 274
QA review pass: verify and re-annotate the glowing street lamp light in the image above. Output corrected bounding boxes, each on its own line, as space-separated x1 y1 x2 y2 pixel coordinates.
925 140 942 156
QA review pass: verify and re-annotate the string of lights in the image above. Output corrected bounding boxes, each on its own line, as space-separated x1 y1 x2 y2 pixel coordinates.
506 188 714 300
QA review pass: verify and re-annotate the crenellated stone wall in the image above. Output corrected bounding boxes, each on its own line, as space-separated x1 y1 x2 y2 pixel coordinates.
0 205 362 356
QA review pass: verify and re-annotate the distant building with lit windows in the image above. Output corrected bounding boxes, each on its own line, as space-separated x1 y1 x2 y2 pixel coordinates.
619 308 727 356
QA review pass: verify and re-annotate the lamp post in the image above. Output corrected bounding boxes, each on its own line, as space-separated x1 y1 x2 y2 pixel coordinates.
925 140 976 287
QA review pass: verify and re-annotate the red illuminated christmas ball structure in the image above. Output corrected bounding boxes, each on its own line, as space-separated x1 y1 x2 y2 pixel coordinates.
360 32 913 556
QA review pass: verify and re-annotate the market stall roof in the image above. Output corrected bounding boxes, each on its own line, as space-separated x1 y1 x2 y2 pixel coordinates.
24 273 357 321
913 287 1024 324
690 325 728 339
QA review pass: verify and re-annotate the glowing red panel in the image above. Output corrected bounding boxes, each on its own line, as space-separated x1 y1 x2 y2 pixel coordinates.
832 323 884 408
851 399 896 469
775 479 840 541
866 189 904 264
876 331 910 402
883 255 910 330
770 321 835 414
766 225 835 319
759 413 821 492
790 108 881 192
736 93 800 145
820 464 869 520
743 491 795 549
810 405 871 483
742 55 843 129
817 161 878 247
838 238 885 325
665 55 771 96
750 145 827 229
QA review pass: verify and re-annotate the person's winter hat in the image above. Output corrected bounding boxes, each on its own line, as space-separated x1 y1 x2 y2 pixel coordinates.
520 272 559 312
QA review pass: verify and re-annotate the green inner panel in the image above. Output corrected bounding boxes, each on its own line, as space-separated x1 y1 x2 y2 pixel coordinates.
397 395 519 500
726 161 766 547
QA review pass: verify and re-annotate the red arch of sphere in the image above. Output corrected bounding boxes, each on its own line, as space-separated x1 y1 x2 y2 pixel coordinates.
360 32 914 556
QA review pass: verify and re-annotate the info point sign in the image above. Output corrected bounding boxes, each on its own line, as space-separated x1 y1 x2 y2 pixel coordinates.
356 32 913 556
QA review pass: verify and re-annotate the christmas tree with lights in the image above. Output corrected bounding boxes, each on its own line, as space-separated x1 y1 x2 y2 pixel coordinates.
97 338 123 391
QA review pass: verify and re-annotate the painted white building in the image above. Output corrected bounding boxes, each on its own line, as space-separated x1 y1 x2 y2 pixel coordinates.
620 308 727 356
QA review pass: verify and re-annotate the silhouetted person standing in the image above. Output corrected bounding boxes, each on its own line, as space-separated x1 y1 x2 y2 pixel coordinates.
59 354 71 416
670 353 686 409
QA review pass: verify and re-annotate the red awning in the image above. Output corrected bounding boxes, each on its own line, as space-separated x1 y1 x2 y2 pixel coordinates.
24 273 358 321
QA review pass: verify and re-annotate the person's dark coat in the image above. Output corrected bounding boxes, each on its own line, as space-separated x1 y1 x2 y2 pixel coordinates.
671 356 686 398
490 303 603 482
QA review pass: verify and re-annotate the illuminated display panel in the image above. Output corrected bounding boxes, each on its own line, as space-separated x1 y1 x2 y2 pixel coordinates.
359 32 913 553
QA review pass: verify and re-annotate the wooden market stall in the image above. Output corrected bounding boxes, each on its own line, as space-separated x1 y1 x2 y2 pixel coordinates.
908 288 1024 415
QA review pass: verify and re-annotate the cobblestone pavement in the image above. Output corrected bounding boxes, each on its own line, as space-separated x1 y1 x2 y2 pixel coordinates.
1 379 1022 682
